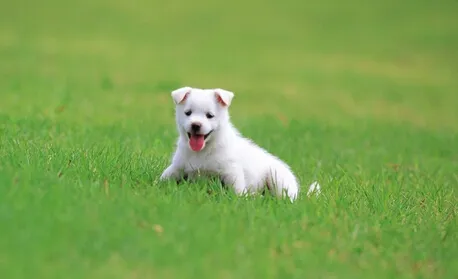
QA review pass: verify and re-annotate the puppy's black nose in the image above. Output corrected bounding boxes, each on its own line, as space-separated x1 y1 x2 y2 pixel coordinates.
191 123 201 132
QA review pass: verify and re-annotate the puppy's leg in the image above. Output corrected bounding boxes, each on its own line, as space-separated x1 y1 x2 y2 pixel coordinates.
160 149 186 182
160 164 179 180
266 168 299 202
221 167 248 196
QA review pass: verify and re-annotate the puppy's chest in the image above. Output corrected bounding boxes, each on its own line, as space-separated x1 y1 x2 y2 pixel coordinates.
182 153 225 174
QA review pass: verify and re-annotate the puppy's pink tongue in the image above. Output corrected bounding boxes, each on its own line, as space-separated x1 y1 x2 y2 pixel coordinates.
189 135 205 151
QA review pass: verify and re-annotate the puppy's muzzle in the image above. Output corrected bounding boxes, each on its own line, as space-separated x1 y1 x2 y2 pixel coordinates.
191 122 201 133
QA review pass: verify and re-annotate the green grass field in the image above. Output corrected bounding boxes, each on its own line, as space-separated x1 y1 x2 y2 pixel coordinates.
1 0 458 278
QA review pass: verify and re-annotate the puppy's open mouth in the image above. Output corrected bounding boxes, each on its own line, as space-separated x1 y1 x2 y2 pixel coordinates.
187 130 213 152
187 130 213 140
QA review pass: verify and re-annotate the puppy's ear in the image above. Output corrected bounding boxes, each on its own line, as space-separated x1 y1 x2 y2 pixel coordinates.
171 87 192 105
214 88 234 107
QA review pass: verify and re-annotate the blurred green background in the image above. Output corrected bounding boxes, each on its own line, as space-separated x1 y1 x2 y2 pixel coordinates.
1 1 458 278
1 0 457 128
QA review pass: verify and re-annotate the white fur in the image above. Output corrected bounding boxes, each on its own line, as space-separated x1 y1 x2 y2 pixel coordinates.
160 87 319 202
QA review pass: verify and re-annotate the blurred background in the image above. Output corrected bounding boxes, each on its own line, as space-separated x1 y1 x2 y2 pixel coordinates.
0 0 457 129
1 2 457 278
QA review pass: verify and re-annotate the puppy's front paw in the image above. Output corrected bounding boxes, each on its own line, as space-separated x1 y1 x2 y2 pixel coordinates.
234 186 249 196
160 165 177 181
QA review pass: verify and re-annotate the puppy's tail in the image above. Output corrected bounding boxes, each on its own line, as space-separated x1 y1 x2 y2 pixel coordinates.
306 181 321 197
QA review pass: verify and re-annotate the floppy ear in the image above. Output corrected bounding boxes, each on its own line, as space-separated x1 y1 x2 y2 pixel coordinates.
171 87 192 104
214 88 234 107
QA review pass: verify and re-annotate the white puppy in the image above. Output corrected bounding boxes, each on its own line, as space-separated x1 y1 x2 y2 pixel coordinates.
160 87 319 202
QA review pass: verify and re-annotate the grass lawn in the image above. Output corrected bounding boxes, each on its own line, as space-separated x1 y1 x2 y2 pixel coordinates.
1 0 457 278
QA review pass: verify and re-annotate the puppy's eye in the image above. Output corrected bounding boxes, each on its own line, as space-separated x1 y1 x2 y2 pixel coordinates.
206 113 214 119
185 110 192 116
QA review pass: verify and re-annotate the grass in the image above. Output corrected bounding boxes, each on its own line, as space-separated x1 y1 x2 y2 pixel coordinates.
1 0 457 278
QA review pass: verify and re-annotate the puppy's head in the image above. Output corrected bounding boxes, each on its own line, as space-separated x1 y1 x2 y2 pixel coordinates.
171 86 234 152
